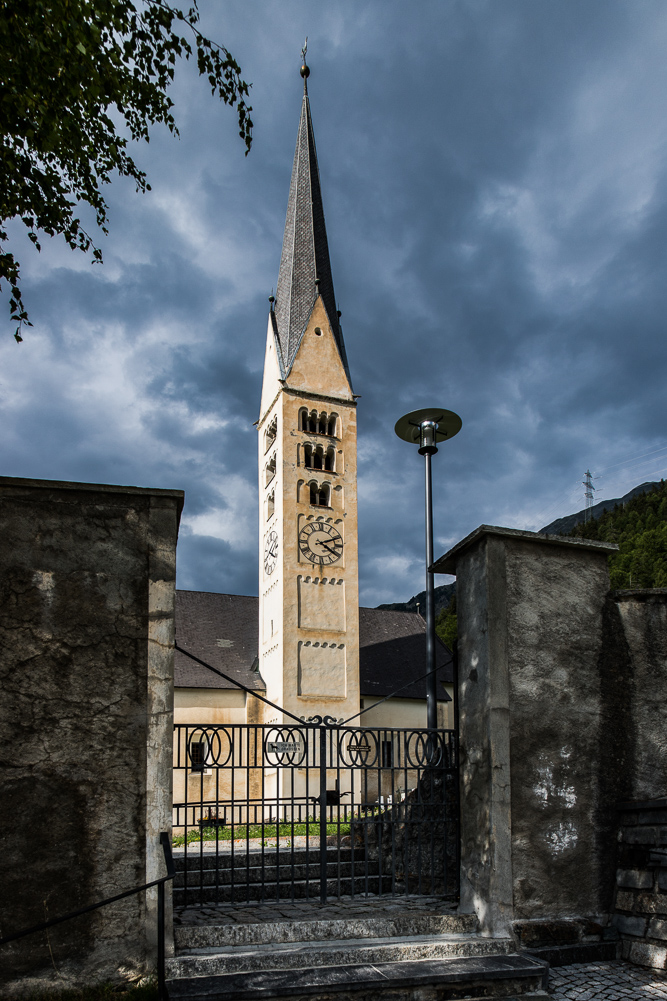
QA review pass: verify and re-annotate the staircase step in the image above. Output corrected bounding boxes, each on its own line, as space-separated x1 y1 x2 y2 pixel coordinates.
167 932 516 978
524 940 619 967
166 953 548 1000
175 860 379 888
174 875 395 906
174 848 365 872
174 910 477 951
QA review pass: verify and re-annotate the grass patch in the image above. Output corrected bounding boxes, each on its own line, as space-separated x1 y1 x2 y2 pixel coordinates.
173 820 351 848
23 980 157 1001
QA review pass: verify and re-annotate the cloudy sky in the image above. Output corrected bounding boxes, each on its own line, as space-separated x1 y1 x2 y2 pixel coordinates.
3 0 667 605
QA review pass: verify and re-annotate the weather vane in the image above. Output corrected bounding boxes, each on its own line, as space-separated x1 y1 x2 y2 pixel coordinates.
300 37 310 79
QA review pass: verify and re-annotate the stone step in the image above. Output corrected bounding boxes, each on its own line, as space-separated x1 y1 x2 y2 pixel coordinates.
168 932 517 979
174 910 477 951
165 953 548 1000
174 859 380 888
524 940 619 967
174 875 395 906
173 848 365 872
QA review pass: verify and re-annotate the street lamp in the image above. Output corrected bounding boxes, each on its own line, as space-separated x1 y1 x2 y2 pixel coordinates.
395 407 462 730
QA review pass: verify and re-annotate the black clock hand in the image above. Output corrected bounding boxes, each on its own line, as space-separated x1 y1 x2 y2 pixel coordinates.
318 540 340 555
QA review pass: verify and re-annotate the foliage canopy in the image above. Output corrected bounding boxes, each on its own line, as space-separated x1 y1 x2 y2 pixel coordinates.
435 594 457 649
566 481 667 588
0 0 253 341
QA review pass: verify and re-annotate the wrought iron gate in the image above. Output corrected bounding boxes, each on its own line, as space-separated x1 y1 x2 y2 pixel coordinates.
173 718 459 908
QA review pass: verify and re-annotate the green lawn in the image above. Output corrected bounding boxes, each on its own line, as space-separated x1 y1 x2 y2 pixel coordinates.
172 819 351 848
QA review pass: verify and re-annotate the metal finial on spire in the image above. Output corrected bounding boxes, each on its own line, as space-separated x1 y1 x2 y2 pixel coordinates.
300 37 310 79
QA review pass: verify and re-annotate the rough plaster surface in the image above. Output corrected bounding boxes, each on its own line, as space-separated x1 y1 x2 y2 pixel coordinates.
613 592 667 801
0 477 182 995
449 528 619 933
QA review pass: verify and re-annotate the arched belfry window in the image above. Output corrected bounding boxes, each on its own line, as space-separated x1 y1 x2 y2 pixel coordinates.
325 447 335 472
266 490 275 520
309 482 330 507
265 454 276 487
299 409 338 438
264 416 277 453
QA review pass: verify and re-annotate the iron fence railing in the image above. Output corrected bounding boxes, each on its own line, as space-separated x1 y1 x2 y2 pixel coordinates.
173 721 459 907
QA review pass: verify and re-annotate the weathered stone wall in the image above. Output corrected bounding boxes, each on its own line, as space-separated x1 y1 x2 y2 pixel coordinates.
611 591 667 802
0 476 183 995
435 527 667 951
435 528 620 933
612 799 667 969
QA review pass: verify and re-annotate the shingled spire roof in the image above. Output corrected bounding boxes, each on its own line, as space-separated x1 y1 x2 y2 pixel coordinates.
273 74 351 384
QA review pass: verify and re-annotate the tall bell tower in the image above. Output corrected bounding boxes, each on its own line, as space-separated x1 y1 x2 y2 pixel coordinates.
257 60 360 726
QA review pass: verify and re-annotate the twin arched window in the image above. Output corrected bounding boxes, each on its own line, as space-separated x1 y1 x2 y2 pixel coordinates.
264 416 277 453
300 409 337 437
310 483 330 507
303 443 335 472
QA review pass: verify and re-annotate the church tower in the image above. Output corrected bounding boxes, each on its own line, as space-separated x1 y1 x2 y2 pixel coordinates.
257 63 360 727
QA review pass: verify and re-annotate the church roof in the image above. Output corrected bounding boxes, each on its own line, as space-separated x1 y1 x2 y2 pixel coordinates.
174 590 453 699
174 591 264 691
273 77 351 385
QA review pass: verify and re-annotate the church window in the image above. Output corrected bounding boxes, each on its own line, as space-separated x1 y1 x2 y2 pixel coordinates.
381 740 393 769
299 410 338 438
266 490 275 520
265 454 276 487
303 443 313 469
264 416 277 453
324 447 335 472
310 482 330 507
190 741 206 773
313 446 323 470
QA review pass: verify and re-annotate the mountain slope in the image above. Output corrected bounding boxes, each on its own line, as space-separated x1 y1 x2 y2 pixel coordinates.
540 481 661 535
563 480 667 589
376 581 456 617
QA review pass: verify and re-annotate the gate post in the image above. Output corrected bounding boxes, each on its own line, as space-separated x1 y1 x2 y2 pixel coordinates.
319 725 328 904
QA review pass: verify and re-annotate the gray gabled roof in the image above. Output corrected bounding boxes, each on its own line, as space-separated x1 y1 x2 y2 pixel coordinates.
174 591 264 691
273 79 351 385
358 607 453 701
174 591 453 700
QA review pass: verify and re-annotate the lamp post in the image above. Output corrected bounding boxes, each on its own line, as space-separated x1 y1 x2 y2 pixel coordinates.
395 408 462 730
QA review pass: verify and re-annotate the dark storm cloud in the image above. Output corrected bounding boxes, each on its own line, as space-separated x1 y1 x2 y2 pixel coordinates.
2 0 667 603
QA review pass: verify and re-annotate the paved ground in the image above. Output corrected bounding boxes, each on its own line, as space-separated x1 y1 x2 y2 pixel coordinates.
547 961 667 999
174 893 458 925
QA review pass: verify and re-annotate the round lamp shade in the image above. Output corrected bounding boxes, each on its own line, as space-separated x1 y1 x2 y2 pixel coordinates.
394 407 462 445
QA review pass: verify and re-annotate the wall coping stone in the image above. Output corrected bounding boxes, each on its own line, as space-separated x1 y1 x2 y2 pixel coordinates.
0 474 185 522
431 524 618 575
612 589 667 603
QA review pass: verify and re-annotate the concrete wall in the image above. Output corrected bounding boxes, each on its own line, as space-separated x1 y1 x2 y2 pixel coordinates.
435 527 619 934
435 528 667 944
611 591 667 802
0 476 183 995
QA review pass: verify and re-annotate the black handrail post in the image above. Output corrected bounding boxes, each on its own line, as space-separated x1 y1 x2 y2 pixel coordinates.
157 877 165 1001
319 725 328 904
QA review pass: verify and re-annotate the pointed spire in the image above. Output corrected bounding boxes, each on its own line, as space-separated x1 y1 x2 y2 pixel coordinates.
273 62 351 384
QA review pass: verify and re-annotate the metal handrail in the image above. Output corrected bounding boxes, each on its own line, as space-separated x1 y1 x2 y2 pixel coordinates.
0 832 175 1000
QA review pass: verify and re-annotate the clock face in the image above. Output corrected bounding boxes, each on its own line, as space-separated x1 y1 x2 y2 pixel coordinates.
299 522 343 566
264 530 279 575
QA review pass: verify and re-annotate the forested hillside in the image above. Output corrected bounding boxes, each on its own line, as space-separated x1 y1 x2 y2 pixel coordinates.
566 480 667 589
